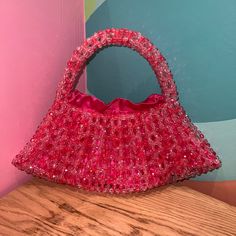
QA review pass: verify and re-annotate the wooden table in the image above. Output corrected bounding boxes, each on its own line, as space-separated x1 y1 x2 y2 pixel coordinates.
0 179 235 236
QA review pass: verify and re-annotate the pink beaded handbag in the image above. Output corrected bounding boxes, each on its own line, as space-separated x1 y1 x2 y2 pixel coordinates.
12 28 221 193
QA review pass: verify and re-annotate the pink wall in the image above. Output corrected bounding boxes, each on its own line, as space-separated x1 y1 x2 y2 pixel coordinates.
0 0 85 196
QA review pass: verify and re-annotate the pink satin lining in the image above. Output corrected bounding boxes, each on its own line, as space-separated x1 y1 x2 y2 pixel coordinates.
67 90 165 114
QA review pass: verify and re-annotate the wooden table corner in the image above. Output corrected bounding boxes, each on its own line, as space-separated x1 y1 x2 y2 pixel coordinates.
0 178 236 236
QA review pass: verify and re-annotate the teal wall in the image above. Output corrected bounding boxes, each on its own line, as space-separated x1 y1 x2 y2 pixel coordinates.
86 0 236 181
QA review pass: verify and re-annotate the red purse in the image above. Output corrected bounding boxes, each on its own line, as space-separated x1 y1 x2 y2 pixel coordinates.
12 28 221 193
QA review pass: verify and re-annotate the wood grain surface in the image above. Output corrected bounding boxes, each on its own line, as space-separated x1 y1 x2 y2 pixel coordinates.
0 178 235 236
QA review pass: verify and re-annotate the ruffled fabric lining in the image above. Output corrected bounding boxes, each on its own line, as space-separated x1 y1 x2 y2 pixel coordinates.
68 90 165 114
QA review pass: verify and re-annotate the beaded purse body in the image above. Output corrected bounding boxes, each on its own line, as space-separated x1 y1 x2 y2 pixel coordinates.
12 28 221 193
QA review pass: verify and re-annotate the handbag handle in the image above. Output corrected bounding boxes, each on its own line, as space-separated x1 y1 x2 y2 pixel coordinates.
56 28 178 101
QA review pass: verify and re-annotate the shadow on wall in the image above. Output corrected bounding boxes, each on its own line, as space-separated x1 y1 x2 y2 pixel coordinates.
181 180 236 206
86 0 236 123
